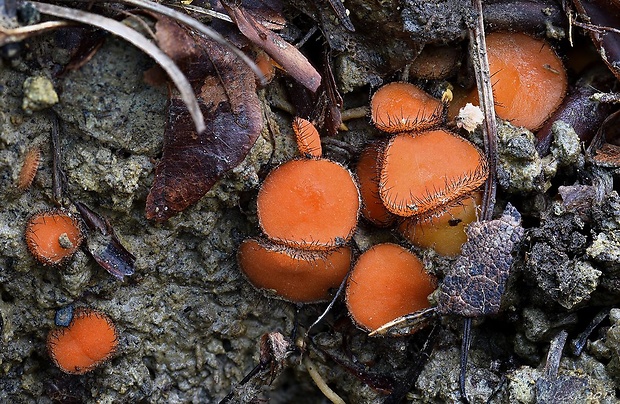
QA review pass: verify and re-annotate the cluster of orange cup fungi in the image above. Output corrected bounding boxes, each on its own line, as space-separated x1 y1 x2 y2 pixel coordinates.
360 82 489 256
238 117 360 303
47 308 119 374
22 201 121 374
24 210 121 373
238 81 491 332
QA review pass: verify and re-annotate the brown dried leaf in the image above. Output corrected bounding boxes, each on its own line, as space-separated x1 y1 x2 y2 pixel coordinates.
146 18 262 221
436 204 524 317
222 1 321 92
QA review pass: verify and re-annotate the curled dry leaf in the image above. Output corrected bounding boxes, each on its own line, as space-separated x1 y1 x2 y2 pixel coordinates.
145 17 262 221
74 202 136 280
222 1 321 92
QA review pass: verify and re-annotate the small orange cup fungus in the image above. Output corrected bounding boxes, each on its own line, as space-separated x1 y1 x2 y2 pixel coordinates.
25 209 84 266
292 117 322 158
17 145 41 192
47 308 119 374
398 192 482 256
257 158 360 250
370 82 443 133
355 142 396 227
379 130 488 218
346 243 436 332
459 32 567 130
238 238 351 303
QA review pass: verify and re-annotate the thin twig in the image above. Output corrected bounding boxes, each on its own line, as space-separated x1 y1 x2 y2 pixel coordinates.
29 1 206 134
303 356 346 404
0 21 71 46
469 0 497 221
50 112 64 205
304 271 350 338
459 317 472 403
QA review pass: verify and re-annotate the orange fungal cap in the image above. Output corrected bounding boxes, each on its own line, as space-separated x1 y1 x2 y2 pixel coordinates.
25 209 84 266
257 158 360 250
355 142 396 227
379 130 488 218
398 192 482 256
345 243 436 332
456 32 567 130
238 238 352 303
292 117 322 158
47 308 119 374
370 82 443 133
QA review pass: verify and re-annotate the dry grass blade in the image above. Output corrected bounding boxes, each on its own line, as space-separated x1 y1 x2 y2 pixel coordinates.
0 21 70 46
469 0 497 221
30 1 206 134
118 0 266 86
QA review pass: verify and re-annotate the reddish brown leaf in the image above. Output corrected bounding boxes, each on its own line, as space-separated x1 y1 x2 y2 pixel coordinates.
222 1 321 92
146 18 262 221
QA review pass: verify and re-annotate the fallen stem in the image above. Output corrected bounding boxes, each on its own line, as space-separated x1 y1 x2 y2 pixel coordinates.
29 1 207 134
469 0 497 221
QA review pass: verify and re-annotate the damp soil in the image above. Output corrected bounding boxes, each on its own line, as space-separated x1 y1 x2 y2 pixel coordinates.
1 1 620 403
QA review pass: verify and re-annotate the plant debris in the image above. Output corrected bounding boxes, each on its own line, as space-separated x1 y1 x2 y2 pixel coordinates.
145 16 262 221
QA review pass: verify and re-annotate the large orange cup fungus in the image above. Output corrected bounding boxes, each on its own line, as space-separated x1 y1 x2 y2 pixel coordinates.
379 130 488 218
25 209 84 266
238 238 351 303
398 192 482 256
47 308 119 374
346 243 436 332
460 32 567 130
355 143 396 227
370 82 443 133
257 158 360 250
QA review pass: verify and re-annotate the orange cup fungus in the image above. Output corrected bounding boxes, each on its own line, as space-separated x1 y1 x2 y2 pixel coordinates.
346 243 436 332
355 142 396 227
398 192 482 256
370 82 443 133
25 209 84 266
257 158 360 250
379 129 488 218
47 308 119 374
459 32 567 130
238 238 352 303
